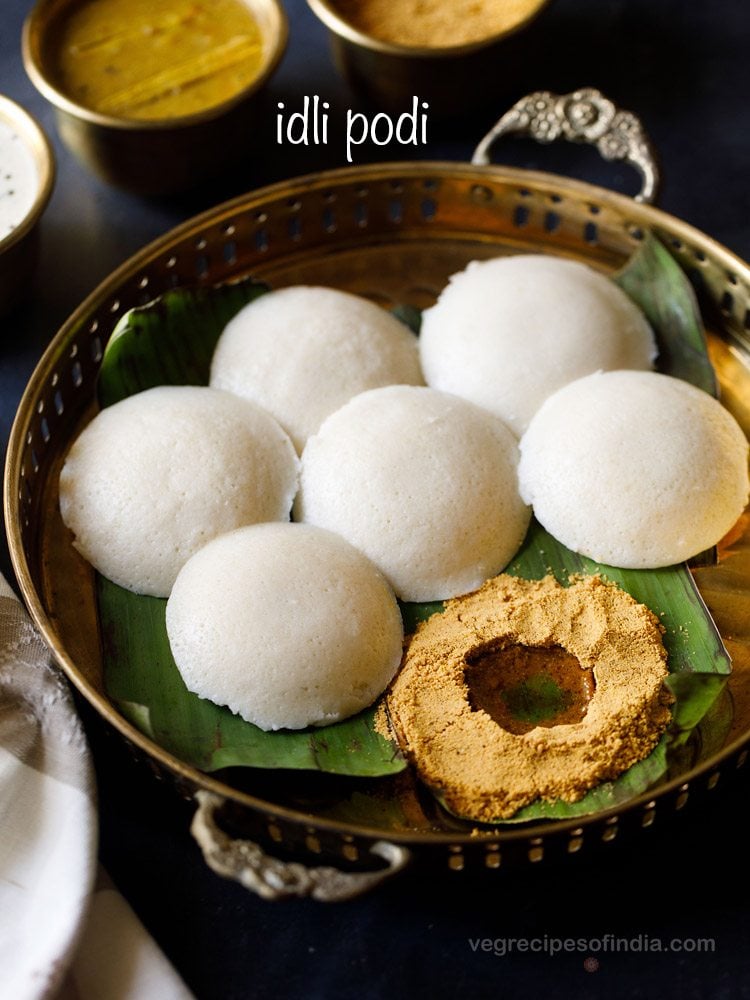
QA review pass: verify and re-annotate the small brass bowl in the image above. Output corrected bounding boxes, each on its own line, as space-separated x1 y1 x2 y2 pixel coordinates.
306 0 552 117
22 0 287 196
0 95 55 315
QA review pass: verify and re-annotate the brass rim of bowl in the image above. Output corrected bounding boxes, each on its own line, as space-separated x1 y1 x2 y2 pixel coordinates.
306 0 552 58
21 0 289 131
0 95 55 254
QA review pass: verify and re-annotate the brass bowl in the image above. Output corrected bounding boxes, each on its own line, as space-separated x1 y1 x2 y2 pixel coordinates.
6 91 750 899
6 160 750 893
0 95 55 315
306 0 552 116
22 0 288 196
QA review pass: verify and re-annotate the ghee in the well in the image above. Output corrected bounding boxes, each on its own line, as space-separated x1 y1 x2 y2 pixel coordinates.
52 0 265 120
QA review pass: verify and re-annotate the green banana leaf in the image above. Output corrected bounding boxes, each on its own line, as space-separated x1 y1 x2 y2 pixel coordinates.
98 278 269 407
614 234 718 396
96 235 732 809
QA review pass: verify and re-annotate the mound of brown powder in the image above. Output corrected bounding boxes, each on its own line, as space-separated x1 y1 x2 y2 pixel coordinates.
332 0 543 49
385 573 674 822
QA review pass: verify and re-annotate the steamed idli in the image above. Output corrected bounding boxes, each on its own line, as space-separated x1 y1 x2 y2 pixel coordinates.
59 385 298 597
210 285 424 452
295 385 531 602
419 254 657 434
166 523 404 730
518 370 750 568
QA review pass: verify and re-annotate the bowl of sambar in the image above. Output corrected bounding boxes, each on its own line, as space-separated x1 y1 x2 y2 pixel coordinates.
23 0 287 195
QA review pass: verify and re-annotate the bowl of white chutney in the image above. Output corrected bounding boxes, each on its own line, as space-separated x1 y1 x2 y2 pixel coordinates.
0 94 55 314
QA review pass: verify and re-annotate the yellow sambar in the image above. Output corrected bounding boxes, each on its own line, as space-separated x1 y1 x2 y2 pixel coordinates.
51 0 265 120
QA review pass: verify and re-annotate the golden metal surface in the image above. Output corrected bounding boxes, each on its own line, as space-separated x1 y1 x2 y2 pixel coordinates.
0 94 55 313
22 0 287 194
5 160 750 865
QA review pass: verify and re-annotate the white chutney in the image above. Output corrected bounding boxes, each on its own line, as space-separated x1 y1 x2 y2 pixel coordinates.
0 118 39 241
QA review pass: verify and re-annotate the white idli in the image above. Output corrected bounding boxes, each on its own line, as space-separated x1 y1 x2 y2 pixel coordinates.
166 523 404 731
419 254 657 434
210 285 424 452
59 385 298 597
518 370 750 568
295 385 531 602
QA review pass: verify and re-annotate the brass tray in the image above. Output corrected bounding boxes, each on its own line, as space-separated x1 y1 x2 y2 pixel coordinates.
6 90 750 899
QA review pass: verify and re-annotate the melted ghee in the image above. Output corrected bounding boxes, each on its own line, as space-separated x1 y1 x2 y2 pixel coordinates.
52 0 265 120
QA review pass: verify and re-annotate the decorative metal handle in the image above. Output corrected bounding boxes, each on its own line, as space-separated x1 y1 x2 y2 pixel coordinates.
472 87 660 204
191 791 411 902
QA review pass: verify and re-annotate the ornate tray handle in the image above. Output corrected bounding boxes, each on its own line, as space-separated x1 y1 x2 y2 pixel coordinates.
472 87 660 204
191 791 411 901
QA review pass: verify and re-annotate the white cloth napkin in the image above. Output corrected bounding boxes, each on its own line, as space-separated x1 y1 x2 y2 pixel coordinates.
0 573 194 1000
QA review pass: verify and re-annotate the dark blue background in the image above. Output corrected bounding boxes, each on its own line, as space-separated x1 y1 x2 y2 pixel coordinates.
2 1 749 997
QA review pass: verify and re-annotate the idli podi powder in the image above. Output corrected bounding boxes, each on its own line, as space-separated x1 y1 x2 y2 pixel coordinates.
383 574 674 822
332 0 544 48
